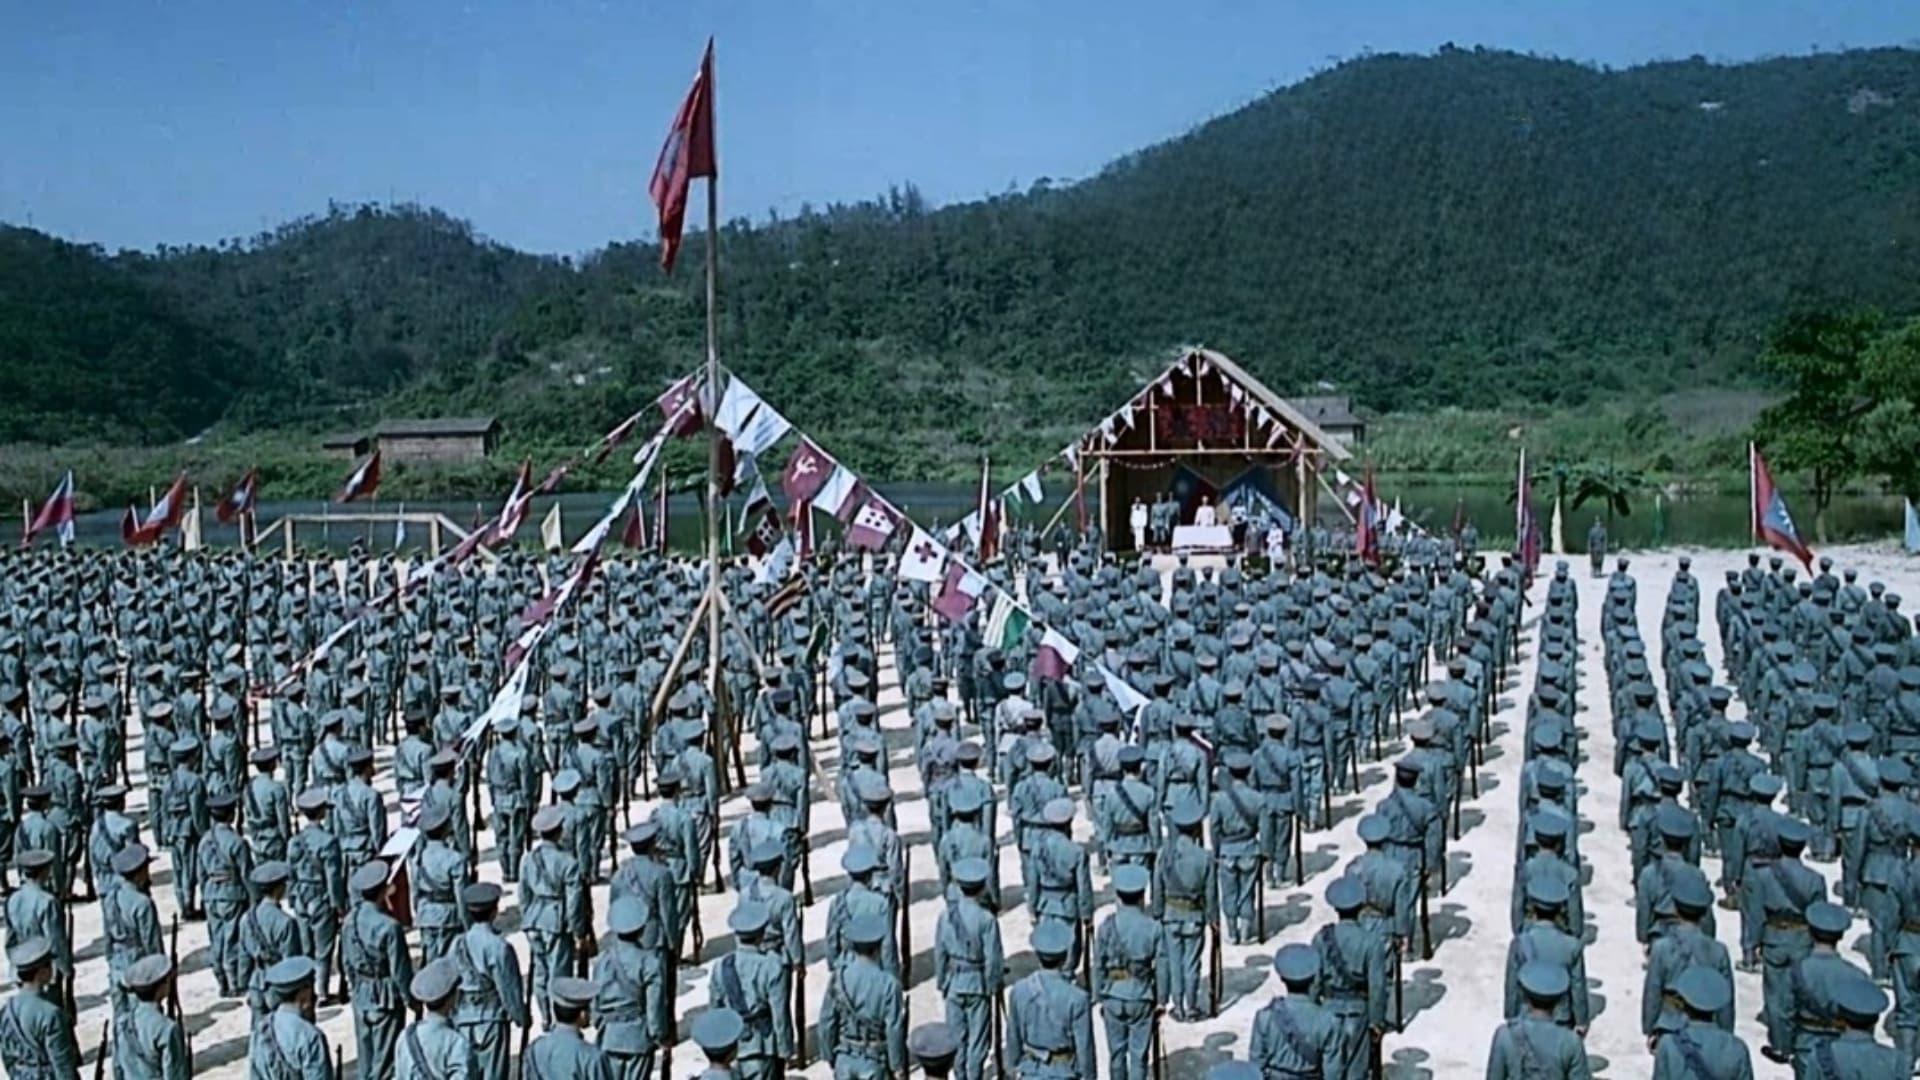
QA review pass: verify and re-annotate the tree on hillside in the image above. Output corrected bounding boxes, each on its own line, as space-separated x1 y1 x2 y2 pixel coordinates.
1851 315 1920 499
1752 308 1883 542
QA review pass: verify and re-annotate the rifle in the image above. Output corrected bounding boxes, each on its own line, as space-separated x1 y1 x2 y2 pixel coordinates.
1081 918 1093 990
1293 818 1305 887
991 987 1006 1080
1468 731 1481 798
1208 917 1223 1017
167 916 184 1019
1151 1005 1166 1080
93 1020 109 1080
899 847 912 982
1392 947 1405 1032
798 830 815 906
336 1043 344 1080
1418 851 1433 960
794 965 809 1067
1451 782 1463 842
1256 855 1267 942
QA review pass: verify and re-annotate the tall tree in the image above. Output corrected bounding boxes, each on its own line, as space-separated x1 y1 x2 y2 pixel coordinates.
1753 308 1883 542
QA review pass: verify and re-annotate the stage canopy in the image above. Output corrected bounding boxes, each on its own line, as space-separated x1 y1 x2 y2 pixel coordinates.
1053 347 1354 553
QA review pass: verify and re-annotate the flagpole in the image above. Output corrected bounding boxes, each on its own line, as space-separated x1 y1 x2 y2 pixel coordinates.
1748 441 1758 542
701 45 737 793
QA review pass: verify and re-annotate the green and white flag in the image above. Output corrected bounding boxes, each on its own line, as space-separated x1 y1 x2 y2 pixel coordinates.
984 591 1031 651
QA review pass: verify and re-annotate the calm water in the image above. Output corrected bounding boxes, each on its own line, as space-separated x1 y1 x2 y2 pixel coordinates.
47 483 1905 553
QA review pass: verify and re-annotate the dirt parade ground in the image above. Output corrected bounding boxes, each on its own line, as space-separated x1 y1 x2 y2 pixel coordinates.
19 542 1919 1078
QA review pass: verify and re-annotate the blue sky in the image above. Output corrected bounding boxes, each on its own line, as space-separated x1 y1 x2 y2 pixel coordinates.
2 1 1912 255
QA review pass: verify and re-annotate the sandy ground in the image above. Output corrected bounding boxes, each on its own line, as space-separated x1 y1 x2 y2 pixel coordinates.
30 542 1920 1078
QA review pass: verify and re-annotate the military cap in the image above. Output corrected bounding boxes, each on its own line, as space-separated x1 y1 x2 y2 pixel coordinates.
1807 901 1850 938
15 849 53 872
170 735 201 759
1517 962 1569 1002
1327 877 1365 913
420 804 453 835
1394 758 1424 778
1810 693 1838 714
123 953 173 993
462 882 503 909
1749 772 1784 798
549 976 598 1010
250 746 281 765
550 768 583 797
951 857 991 889
1883 759 1913 787
745 782 774 804
1196 653 1220 670
1003 672 1027 692
111 843 152 875
347 746 374 767
430 748 460 769
1726 721 1756 743
749 841 784 869
1169 799 1204 829
843 845 879 875
350 861 389 896
296 787 331 812
1706 685 1733 707
771 734 801 755
692 1008 745 1056
846 913 889 948
20 783 49 801
908 1023 959 1069
1042 797 1076 827
1776 816 1811 846
1117 744 1146 768
1357 815 1391 844
266 956 317 991
209 791 238 814
858 775 895 806
1634 720 1664 746
8 938 53 971
1031 921 1073 958
728 901 770 938
1408 719 1436 743
1529 812 1568 840
1526 878 1569 910
1671 876 1713 915
1834 973 1889 1024
251 861 291 887
624 821 658 848
1672 967 1730 1015
847 732 882 758
1902 668 1920 689
1274 943 1320 981
410 959 460 1005
532 806 567 835
1530 723 1563 751
1655 806 1697 842
1223 749 1253 773
1265 713 1290 733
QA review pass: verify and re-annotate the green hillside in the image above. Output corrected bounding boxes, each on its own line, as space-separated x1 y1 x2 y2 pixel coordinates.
3 46 1918 489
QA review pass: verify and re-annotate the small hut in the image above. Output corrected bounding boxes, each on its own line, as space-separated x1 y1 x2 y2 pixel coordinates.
375 418 500 465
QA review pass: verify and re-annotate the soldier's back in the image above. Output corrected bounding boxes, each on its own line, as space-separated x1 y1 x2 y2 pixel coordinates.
1486 1015 1588 1079
1250 995 1338 1076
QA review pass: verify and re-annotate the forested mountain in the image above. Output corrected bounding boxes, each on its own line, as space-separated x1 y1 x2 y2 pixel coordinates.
4 46 1918 479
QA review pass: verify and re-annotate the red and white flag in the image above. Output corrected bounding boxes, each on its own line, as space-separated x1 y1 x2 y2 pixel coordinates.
493 460 535 543
932 562 988 622
657 375 705 439
536 463 570 495
649 39 716 273
781 439 834 507
620 500 647 550
976 457 1001 562
216 468 258 525
337 451 382 503
124 471 189 546
810 465 862 521
1033 627 1082 682
846 498 898 551
23 471 75 548
897 526 948 584
588 409 647 465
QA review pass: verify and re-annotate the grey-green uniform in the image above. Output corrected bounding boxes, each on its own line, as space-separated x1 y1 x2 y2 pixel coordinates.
395 960 481 1080
1153 799 1217 1021
1250 946 1340 1079
934 857 1004 1080
5 851 71 989
818 913 908 1080
343 861 415 1080
709 901 794 1079
1650 968 1752 1080
118 953 192 1080
592 895 669 1080
249 955 336 1080
1093 865 1164 1080
103 844 164 1020
1316 878 1390 1080
1209 750 1265 943
525 977 614 1080
1787 902 1873 1076
1005 922 1095 1080
1485 963 1591 1079
197 793 253 995
288 788 346 1000
1506 879 1590 1033
0 939 81 1080
1811 974 1902 1078
452 883 531 1080
522 806 591 1028
413 806 470 964
242 862 304 1022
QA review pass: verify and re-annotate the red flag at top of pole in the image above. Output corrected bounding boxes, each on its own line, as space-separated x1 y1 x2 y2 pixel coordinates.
977 457 1000 563
649 39 717 273
216 468 259 524
1751 442 1814 570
